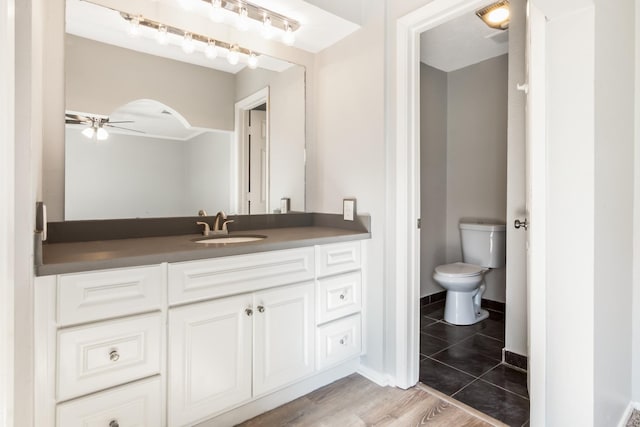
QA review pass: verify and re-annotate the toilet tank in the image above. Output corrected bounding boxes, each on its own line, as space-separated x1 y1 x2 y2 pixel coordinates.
459 222 506 268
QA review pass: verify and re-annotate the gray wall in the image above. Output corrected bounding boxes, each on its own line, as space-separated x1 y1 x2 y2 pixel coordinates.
419 63 448 297
420 54 508 302
65 34 236 131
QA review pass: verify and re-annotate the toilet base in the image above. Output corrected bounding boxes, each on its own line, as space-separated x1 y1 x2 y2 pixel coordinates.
443 290 489 325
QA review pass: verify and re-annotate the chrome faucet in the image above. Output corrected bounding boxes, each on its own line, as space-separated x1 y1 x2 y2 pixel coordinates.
213 211 234 233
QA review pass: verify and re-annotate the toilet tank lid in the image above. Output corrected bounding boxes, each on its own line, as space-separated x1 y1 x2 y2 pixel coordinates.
435 262 484 277
459 222 506 232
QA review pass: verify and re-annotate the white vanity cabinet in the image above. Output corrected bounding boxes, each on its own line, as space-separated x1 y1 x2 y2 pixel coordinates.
168 282 315 426
36 240 365 427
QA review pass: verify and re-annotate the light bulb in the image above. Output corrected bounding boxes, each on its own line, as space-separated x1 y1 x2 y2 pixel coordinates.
247 52 258 69
156 25 168 45
182 32 195 54
262 15 273 39
209 0 224 22
82 127 95 139
128 16 141 37
205 40 218 59
237 7 249 31
282 23 295 46
227 46 239 65
486 6 509 24
96 127 109 141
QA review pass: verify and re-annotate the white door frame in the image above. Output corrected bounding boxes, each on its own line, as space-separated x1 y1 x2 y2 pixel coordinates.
393 0 546 422
233 87 270 214
393 0 505 390
0 0 15 425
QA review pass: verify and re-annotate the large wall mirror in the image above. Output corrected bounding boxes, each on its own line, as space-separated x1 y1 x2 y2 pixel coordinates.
60 0 306 220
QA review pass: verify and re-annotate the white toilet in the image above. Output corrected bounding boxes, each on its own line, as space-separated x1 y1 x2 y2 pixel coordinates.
433 221 506 325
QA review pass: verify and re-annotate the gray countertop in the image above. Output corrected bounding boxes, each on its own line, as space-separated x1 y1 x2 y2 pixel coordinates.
37 225 370 276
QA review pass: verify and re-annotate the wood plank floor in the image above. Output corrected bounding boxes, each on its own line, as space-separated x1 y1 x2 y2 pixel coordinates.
237 374 507 426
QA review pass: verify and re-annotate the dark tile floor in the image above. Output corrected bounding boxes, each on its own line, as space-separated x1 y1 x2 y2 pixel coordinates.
420 300 530 427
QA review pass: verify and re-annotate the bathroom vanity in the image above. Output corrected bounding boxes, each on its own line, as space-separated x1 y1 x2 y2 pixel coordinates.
33 214 370 426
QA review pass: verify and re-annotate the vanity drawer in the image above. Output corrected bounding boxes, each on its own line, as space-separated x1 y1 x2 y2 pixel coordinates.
316 242 361 278
168 247 315 305
56 376 162 427
57 266 163 326
317 271 362 324
57 313 162 401
316 314 361 370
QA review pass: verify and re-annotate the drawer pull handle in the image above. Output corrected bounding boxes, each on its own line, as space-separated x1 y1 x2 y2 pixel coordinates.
257 305 265 313
339 294 345 300
109 350 120 362
245 308 253 316
109 420 119 427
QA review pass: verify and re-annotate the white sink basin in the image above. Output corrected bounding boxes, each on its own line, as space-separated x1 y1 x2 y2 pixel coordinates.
194 235 266 244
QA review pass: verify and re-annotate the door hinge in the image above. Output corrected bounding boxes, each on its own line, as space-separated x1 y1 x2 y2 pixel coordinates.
417 218 421 229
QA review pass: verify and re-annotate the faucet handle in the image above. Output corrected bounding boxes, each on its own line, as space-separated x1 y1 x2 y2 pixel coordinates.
196 221 211 236
221 219 234 232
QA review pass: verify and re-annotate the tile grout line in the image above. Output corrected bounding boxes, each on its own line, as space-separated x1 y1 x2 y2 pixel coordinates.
475 376 530 401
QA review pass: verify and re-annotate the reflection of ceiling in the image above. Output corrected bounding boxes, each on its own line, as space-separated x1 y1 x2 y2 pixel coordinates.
420 8 509 72
67 99 215 141
66 0 360 74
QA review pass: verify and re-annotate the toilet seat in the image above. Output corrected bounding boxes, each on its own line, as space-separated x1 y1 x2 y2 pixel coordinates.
434 262 484 277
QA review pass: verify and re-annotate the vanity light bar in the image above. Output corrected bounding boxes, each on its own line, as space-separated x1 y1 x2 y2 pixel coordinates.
199 0 301 32
121 12 257 57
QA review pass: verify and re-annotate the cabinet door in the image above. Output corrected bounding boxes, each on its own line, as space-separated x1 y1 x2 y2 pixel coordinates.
253 282 315 396
168 294 252 427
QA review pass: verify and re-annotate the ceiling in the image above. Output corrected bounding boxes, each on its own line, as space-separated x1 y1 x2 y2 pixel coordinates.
420 7 509 72
66 0 360 74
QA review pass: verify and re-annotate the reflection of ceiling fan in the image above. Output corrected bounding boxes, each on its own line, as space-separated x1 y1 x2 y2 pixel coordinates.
65 113 145 141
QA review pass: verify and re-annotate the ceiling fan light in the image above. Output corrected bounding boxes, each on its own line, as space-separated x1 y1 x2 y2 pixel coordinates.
156 25 168 45
96 127 109 141
262 15 273 39
128 16 141 37
81 127 95 139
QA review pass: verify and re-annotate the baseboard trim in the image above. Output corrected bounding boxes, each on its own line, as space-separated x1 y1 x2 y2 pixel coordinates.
617 401 640 427
356 363 391 387
420 291 446 306
503 350 528 371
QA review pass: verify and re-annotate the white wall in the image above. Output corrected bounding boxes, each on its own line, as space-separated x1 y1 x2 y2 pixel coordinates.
419 63 447 297
505 0 527 358
593 0 635 423
310 0 387 376
65 129 232 219
445 55 508 303
236 66 306 212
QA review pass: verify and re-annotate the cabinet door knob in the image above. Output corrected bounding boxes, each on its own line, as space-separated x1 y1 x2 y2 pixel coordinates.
339 294 345 300
109 350 120 362
109 420 119 427
339 338 346 345
257 305 265 313
245 308 253 316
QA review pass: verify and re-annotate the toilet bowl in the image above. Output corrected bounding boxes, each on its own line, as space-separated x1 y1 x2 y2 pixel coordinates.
432 221 506 326
433 262 489 325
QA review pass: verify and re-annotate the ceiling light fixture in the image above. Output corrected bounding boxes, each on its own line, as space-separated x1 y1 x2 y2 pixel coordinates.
282 22 295 46
209 0 224 22
247 52 258 69
80 118 109 141
476 0 510 30
127 15 141 37
198 0 300 44
117 11 263 69
156 25 168 44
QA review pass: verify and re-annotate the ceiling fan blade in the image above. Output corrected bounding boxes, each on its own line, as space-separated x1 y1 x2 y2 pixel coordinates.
65 119 86 125
105 124 146 133
106 120 135 124
65 113 91 123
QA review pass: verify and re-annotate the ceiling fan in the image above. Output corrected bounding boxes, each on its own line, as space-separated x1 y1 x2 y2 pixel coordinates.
65 113 145 141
